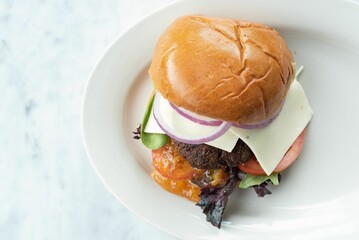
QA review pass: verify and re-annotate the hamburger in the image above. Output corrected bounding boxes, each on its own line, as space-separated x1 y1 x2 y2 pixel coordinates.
134 15 313 228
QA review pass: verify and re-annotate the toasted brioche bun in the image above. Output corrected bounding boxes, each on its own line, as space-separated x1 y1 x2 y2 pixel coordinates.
149 15 294 124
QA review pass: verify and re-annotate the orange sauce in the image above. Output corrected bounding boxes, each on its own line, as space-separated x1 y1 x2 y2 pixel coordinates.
152 170 200 202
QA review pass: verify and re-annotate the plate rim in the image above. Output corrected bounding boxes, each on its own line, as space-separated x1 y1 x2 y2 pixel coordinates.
81 0 359 239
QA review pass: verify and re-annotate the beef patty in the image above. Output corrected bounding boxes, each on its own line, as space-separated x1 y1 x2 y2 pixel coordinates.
172 139 253 169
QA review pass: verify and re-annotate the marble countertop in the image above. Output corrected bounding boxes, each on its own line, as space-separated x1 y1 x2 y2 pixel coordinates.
0 0 178 239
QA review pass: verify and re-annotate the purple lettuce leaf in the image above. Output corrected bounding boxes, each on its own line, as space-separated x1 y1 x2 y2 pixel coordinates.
252 173 281 197
195 167 239 228
132 124 141 139
253 182 272 197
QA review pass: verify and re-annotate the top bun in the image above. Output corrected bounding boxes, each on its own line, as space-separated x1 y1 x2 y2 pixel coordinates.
149 15 294 124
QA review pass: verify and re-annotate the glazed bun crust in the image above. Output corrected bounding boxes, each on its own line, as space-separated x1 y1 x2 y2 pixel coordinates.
149 15 294 124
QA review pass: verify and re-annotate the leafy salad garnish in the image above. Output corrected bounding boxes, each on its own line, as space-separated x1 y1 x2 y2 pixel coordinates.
196 167 239 228
139 92 169 150
239 173 280 197
196 169 281 227
239 173 280 189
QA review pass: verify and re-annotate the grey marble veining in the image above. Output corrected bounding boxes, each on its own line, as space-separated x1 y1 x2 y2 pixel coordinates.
0 0 177 239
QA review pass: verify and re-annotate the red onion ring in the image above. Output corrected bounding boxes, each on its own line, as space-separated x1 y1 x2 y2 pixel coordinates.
232 103 284 129
169 102 223 126
153 93 232 144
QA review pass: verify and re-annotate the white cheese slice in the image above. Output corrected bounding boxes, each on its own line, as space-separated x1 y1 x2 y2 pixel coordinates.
146 110 163 133
145 80 313 175
230 80 313 174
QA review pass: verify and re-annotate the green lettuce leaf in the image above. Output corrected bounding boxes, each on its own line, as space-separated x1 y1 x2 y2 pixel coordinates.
239 173 280 189
141 92 169 150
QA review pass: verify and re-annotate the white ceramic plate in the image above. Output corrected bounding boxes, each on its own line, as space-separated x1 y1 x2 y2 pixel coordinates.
82 0 359 239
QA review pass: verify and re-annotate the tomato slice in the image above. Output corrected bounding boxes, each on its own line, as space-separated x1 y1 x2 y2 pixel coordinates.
239 129 307 175
151 140 198 180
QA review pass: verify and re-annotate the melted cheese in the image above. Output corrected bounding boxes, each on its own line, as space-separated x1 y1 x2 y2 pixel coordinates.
145 80 313 175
